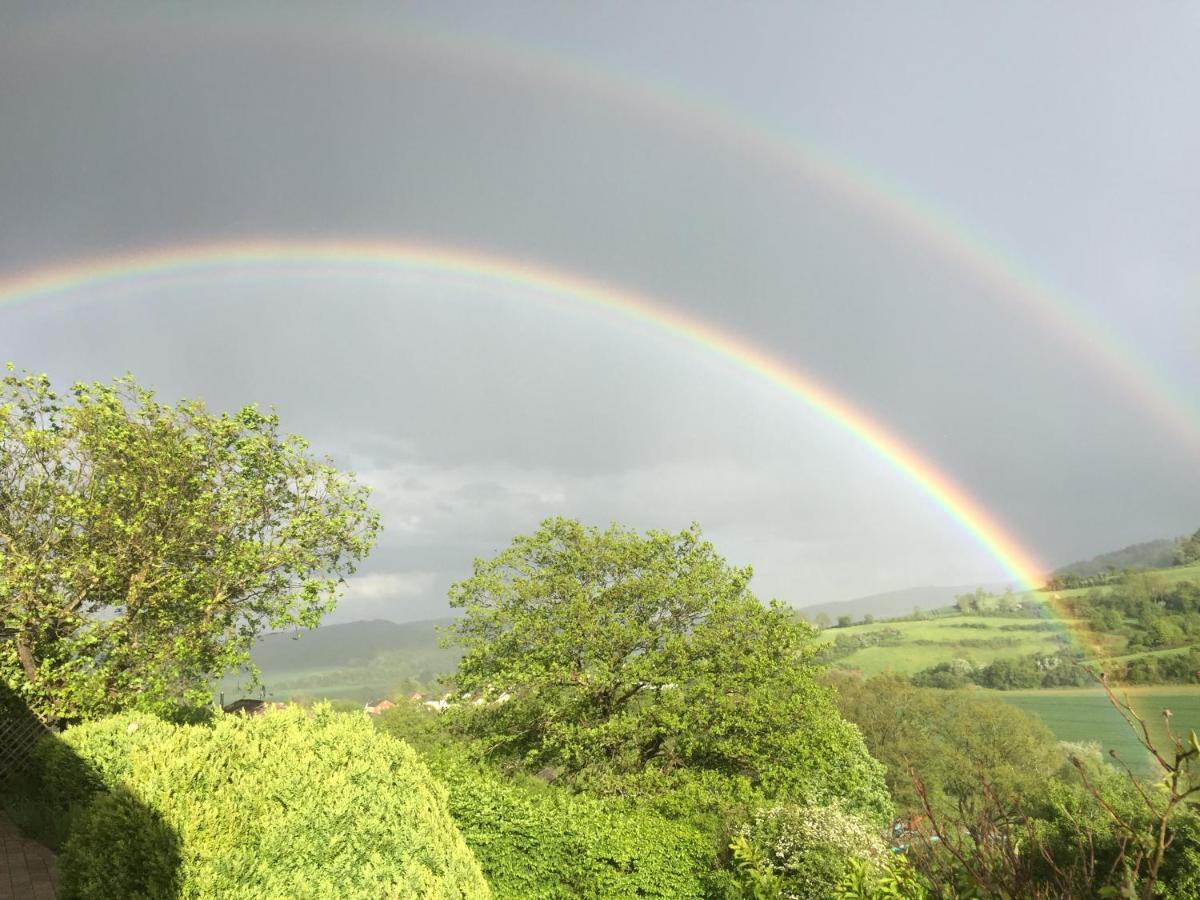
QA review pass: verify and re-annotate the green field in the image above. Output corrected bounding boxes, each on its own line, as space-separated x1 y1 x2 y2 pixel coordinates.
823 615 1075 675
1151 563 1200 585
1050 562 1200 600
994 686 1200 774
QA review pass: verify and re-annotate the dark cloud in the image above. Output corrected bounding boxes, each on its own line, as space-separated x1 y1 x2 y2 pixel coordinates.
2 3 1197 620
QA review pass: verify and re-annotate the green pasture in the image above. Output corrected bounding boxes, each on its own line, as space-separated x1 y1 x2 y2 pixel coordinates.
995 686 1200 775
1155 563 1200 585
823 615 1075 675
1049 563 1200 600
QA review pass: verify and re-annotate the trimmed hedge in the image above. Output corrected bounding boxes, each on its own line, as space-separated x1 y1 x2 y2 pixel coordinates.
37 706 490 899
434 761 724 899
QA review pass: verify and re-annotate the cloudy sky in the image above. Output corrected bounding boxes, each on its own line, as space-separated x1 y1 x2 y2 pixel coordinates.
2 2 1197 622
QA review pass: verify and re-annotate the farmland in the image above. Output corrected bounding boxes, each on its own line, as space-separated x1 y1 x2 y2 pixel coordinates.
819 613 1074 675
993 686 1200 774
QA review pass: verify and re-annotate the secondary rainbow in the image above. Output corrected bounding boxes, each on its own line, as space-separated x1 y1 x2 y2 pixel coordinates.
5 12 1195 449
0 237 1051 596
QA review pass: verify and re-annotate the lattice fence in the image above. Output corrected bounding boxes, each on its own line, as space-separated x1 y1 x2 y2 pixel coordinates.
0 706 53 782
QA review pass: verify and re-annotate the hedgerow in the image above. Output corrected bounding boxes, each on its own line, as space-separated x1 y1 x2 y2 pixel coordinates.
433 760 726 899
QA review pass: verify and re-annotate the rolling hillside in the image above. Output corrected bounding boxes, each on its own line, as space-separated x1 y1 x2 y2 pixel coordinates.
818 613 1071 675
1052 536 1181 579
217 618 463 703
795 583 1007 623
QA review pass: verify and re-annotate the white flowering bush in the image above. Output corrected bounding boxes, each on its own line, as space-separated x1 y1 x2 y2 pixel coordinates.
736 803 889 900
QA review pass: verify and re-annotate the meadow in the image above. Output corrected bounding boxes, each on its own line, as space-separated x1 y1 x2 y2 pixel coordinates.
994 686 1200 775
823 614 1074 675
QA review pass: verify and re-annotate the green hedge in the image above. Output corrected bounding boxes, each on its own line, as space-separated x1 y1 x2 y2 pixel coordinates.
434 761 725 899
37 706 490 899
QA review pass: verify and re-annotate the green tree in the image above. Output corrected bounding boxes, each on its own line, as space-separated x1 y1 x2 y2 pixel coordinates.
445 518 889 818
0 369 380 722
1125 570 1170 607
837 615 853 628
996 590 1017 615
1177 529 1200 566
814 612 832 630
980 656 1042 689
1150 618 1186 649
830 673 1060 820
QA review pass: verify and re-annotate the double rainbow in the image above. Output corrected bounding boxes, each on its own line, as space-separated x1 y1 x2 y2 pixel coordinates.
5 11 1194 449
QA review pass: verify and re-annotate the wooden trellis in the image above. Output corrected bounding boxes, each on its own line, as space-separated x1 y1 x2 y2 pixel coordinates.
0 705 53 782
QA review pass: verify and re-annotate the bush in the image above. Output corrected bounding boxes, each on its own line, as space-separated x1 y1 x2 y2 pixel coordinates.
734 803 889 900
433 761 723 899
32 712 176 808
44 705 490 899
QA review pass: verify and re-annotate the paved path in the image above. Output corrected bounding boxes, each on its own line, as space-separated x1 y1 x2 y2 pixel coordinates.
0 813 59 899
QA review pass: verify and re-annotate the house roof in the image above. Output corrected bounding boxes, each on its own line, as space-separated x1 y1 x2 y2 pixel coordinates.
222 699 283 715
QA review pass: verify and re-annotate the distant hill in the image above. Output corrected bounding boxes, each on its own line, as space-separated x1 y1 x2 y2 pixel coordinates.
218 618 461 703
795 584 1006 623
1052 538 1181 579
249 617 457 673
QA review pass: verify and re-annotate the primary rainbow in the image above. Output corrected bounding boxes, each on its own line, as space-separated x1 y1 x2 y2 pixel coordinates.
0 237 1051 596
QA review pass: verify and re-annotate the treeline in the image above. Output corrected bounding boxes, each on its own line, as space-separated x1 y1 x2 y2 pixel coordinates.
1050 536 1183 582
907 574 1200 689
815 627 905 663
912 650 1091 690
1067 573 1200 657
1107 646 1200 685
1044 529 1200 591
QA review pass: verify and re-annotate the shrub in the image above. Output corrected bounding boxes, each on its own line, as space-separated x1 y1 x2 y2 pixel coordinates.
434 761 722 899
735 803 889 900
47 705 490 899
32 712 176 808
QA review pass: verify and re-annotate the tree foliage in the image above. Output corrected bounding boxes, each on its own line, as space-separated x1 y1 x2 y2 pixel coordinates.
733 803 890 900
1177 529 1200 566
0 368 380 722
830 672 1060 821
445 518 889 819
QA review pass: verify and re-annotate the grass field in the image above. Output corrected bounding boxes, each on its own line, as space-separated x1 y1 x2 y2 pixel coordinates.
1155 563 1200 585
821 562 1200 676
823 615 1075 675
1050 562 1200 600
993 686 1200 774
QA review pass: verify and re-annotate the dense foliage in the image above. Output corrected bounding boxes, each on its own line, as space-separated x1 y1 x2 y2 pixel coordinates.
830 672 1061 821
911 649 1092 690
435 761 721 899
829 671 1200 898
33 705 489 899
1179 530 1200 567
445 518 890 821
375 698 729 897
0 368 380 722
733 803 890 899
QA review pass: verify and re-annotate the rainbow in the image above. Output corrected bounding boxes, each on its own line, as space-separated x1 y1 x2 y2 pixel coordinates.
4 12 1196 451
0 237 1052 595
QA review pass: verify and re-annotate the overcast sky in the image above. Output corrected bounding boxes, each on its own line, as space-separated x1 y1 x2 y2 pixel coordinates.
2 2 1197 622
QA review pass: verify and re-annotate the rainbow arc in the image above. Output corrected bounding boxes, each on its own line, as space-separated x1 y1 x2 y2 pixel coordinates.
0 236 1051 598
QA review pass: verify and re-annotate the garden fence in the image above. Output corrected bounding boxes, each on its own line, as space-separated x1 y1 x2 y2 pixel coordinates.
0 705 53 782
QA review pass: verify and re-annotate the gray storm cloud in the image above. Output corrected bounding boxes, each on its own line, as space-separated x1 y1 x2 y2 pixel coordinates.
1 2 1197 620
